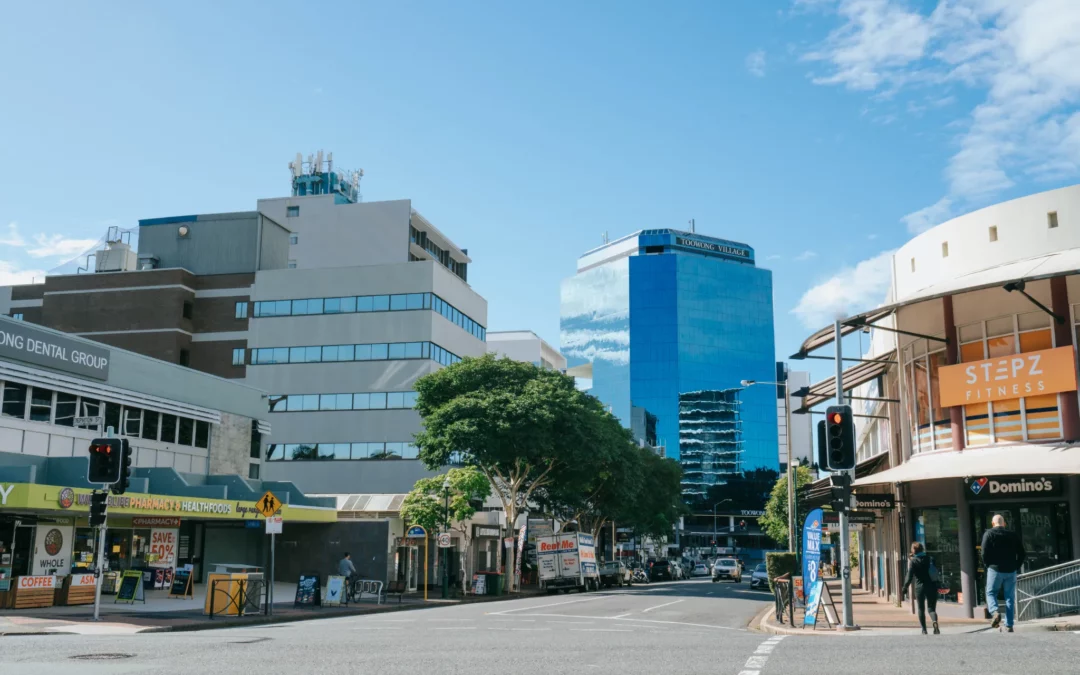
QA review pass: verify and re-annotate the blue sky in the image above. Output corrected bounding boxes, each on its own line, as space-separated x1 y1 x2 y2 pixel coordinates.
2 1 1079 386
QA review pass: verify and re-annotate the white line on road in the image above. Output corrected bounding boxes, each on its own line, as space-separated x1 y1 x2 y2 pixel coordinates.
487 627 552 632
575 628 633 632
609 613 632 618
355 627 404 630
641 599 684 613
546 621 595 625
737 635 785 675
488 595 611 615
521 613 743 631
434 626 477 630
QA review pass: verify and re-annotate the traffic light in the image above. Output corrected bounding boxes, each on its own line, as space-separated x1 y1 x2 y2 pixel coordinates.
829 473 851 513
87 438 122 484
816 420 828 470
112 439 133 495
89 491 108 527
824 405 856 470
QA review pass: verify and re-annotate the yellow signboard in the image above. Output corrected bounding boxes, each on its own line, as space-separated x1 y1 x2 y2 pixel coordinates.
0 483 335 523
256 491 280 518
938 345 1078 407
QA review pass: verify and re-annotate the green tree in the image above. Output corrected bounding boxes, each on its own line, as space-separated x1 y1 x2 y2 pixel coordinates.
400 467 491 590
759 466 815 549
413 354 614 591
624 449 685 542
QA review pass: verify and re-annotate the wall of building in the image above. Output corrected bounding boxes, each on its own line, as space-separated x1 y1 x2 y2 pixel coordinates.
272 521 390 583
780 370 812 467
139 213 269 275
258 196 412 270
208 411 255 477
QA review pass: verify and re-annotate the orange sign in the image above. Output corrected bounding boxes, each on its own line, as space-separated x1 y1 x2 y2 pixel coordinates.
938 345 1077 407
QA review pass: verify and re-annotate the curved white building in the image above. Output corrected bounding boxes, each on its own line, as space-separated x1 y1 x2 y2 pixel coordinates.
795 184 1080 619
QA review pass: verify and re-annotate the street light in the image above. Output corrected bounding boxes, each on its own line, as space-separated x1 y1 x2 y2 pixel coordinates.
713 499 731 556
741 378 796 554
441 476 451 600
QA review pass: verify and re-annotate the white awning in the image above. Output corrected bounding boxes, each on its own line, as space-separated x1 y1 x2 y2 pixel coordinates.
853 442 1080 485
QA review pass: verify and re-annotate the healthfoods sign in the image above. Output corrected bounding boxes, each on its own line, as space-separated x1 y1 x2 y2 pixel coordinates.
937 346 1076 407
0 320 110 380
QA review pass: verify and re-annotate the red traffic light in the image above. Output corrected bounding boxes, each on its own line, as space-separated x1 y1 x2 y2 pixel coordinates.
90 443 113 455
829 412 843 424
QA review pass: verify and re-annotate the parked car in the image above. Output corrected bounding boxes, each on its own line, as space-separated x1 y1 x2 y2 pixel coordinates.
650 560 674 581
749 563 769 590
599 561 632 588
691 563 710 577
712 558 742 583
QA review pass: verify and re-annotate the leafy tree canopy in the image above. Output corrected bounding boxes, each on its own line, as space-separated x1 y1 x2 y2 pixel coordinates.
758 465 816 549
400 466 492 534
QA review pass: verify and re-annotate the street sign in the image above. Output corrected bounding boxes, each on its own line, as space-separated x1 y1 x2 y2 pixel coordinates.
256 491 281 517
266 516 283 535
74 416 103 428
406 525 427 538
437 532 452 548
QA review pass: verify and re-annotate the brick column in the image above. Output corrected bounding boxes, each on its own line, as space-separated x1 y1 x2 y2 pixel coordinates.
943 296 965 451
1051 276 1080 442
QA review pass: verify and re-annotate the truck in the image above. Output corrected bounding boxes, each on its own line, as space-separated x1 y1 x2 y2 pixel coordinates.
536 532 600 593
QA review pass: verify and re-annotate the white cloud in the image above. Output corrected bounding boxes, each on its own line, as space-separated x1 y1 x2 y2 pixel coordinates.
0 222 26 247
0 261 46 286
792 250 895 328
794 250 818 261
765 253 783 260
900 196 953 234
26 234 100 259
801 0 1080 226
746 50 767 77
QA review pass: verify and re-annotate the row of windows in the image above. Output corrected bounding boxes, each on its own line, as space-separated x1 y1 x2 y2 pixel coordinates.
409 225 468 281
267 441 420 461
248 341 461 367
0 381 211 448
251 292 485 341
268 391 418 412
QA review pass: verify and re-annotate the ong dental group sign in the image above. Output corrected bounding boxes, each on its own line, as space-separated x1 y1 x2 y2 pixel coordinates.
0 321 110 380
938 346 1077 407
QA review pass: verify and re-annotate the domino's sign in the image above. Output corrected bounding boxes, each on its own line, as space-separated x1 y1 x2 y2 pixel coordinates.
966 475 1061 500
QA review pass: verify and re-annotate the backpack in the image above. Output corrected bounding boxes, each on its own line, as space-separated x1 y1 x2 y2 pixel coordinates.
927 558 940 584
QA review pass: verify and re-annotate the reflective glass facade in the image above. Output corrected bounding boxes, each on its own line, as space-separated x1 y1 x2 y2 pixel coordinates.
561 230 778 497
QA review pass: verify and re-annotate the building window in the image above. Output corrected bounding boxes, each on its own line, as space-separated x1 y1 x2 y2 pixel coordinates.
265 440 419 461
288 260 297 269
289 234 298 245
989 226 998 242
251 342 457 367
142 410 160 441
182 301 193 320
248 463 261 479
267 390 418 412
287 206 299 217
161 414 178 443
179 349 191 367
195 420 210 449
29 387 54 423
123 407 142 437
941 242 949 258
1048 211 1059 228
3 382 28 419
232 348 246 366
178 417 194 446
10 313 23 321
235 301 248 319
55 392 77 427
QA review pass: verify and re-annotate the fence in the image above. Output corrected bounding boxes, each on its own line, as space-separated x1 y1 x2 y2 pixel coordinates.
208 578 265 619
348 579 386 604
1017 559 1080 622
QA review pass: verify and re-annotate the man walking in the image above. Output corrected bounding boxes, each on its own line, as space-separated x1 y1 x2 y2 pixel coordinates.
981 514 1026 631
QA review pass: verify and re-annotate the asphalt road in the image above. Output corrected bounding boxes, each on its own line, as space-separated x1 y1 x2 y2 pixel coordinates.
2 578 1079 675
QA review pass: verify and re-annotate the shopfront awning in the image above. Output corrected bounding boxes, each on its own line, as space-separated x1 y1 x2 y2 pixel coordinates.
852 443 1080 486
319 494 407 517
795 351 896 412
795 248 1080 357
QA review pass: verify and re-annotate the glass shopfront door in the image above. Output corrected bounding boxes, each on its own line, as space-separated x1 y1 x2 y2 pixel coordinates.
973 502 1071 605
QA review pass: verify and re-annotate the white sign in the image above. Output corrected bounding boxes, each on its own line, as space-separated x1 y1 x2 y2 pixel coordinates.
0 483 12 505
32 523 73 575
74 416 103 428
266 516 283 535
324 575 345 606
437 532 452 548
71 574 98 587
149 529 178 568
17 575 57 590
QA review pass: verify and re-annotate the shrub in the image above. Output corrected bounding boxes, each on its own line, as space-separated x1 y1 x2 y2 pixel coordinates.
765 552 799 591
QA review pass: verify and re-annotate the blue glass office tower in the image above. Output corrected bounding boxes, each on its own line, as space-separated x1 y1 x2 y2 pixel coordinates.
560 229 778 498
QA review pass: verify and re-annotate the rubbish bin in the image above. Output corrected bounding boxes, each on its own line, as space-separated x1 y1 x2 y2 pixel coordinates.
486 572 503 596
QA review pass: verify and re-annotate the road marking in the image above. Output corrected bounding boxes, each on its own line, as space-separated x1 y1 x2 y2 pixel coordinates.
520 613 742 631
435 626 477 630
355 627 404 630
546 621 595 625
609 613 632 618
738 635 785 675
575 628 633 632
492 619 535 622
488 595 610 615
487 627 552 632
642 599 684 613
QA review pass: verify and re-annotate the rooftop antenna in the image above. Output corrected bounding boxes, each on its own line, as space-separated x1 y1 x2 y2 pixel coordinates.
602 231 609 244
689 218 696 234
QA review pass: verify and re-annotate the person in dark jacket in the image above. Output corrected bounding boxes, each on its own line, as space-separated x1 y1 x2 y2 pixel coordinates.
981 514 1026 631
902 542 939 635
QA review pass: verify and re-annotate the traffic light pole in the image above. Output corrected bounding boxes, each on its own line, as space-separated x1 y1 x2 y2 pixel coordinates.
835 320 856 630
91 425 116 622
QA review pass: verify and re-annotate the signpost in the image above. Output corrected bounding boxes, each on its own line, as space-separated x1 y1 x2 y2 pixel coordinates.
74 416 103 429
437 532 452 548
407 525 428 601
257 490 280 614
802 508 823 595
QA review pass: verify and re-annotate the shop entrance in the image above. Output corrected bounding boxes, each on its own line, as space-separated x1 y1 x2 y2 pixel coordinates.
972 501 1071 604
10 524 33 577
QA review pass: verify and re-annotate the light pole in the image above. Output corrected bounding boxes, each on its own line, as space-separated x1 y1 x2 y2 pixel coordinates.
742 378 796 553
441 476 451 600
712 499 731 556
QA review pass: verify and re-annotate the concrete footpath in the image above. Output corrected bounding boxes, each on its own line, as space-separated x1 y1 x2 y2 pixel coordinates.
0 581 539 635
755 581 1080 636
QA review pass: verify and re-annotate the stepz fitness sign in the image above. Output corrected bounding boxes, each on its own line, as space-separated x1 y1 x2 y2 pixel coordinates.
0 321 110 380
938 346 1076 407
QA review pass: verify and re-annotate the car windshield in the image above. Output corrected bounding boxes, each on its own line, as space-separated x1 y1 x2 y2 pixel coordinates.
755 564 767 573
717 559 736 567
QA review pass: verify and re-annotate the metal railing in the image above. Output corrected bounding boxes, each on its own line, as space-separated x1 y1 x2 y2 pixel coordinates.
348 579 386 604
1017 559 1080 622
208 578 265 619
773 574 795 625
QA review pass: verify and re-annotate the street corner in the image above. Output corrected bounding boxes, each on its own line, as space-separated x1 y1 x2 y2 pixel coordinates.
0 615 150 636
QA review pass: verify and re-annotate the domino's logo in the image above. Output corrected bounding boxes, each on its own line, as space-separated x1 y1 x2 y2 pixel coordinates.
970 477 989 495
